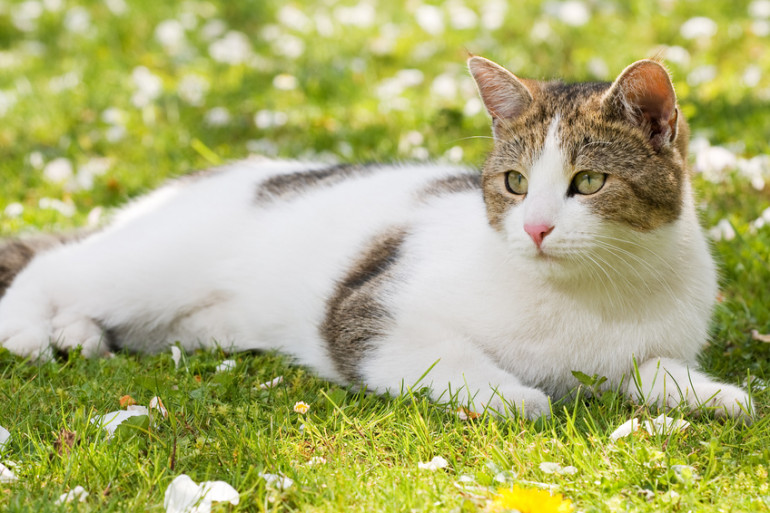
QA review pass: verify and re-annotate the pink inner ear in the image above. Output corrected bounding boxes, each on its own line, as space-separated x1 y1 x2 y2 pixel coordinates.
614 61 678 150
468 57 532 121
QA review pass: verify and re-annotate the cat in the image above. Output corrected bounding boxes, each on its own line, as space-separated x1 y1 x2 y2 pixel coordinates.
0 55 752 420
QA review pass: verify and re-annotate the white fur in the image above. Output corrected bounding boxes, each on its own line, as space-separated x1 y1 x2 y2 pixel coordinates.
0 145 751 419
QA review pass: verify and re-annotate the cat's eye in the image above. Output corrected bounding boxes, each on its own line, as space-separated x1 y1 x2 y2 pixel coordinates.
571 171 607 195
505 171 528 195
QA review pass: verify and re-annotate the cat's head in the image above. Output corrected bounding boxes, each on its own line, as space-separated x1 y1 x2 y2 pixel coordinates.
469 56 692 280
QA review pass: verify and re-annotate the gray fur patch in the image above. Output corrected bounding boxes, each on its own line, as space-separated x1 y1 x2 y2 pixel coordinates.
320 228 407 382
0 232 86 298
254 163 378 204
417 173 482 201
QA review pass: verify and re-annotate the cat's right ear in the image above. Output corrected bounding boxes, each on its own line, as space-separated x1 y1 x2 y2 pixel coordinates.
468 56 533 134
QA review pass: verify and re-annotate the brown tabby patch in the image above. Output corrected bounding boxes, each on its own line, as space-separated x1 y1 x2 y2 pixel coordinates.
320 228 406 382
0 233 87 298
254 163 379 204
417 172 482 201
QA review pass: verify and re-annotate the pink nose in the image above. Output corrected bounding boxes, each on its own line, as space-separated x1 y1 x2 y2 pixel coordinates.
524 223 554 249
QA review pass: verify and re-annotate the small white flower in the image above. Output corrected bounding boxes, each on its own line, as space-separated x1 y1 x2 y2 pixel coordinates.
709 219 736 242
0 426 10 451
171 346 182 368
259 472 294 490
550 0 590 26
293 401 310 414
448 3 478 30
43 157 74 184
0 462 18 483
3 203 24 218
431 73 457 99
749 0 770 19
254 110 288 130
680 16 718 39
55 486 89 504
105 0 128 15
164 474 240 513
178 74 209 106
273 74 297 91
415 4 445 35
307 456 326 466
132 66 163 108
445 146 464 163
278 5 312 32
216 359 236 372
155 19 186 51
539 462 562 474
64 6 91 33
200 19 226 41
481 0 507 30
663 46 691 67
687 65 717 87
209 31 252 65
204 107 231 127
38 197 76 217
334 2 376 28
418 456 449 471
258 376 283 390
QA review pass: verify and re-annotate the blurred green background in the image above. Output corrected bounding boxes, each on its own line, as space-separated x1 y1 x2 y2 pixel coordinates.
0 0 769 376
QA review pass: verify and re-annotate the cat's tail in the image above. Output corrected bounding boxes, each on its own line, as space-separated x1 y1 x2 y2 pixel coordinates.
0 232 89 299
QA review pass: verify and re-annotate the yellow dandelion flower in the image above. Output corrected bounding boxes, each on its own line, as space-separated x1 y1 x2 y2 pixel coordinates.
293 401 310 414
489 485 574 513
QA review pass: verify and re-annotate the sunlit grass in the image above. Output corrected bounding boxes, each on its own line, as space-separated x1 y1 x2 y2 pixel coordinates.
1 0 770 511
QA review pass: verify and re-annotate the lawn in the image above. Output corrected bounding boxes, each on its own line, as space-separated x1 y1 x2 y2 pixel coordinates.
1 0 770 511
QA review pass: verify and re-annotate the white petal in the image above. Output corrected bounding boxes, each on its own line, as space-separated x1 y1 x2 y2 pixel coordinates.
417 456 449 471
164 474 204 513
0 462 17 483
0 426 10 451
198 481 240 505
609 418 640 441
259 376 284 389
258 472 294 490
55 485 89 504
539 462 562 474
150 397 168 418
560 465 578 475
92 408 148 437
216 360 236 372
171 346 182 368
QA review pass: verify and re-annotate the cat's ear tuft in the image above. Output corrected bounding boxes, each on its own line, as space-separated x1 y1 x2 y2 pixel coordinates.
603 60 678 152
468 56 533 129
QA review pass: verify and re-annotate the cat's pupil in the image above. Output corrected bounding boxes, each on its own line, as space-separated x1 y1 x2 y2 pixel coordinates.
505 171 528 195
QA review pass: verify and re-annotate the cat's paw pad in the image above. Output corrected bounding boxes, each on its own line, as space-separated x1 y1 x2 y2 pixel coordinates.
0 326 54 361
482 385 551 420
51 312 107 357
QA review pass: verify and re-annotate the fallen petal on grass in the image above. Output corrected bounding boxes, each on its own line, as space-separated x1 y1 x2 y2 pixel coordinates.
150 396 168 418
164 474 240 513
92 406 149 437
55 485 89 504
259 376 284 389
0 426 10 451
259 472 294 490
215 359 236 372
171 346 182 368
418 456 448 471
119 395 137 407
751 330 770 343
0 462 17 483
609 418 640 441
642 414 690 435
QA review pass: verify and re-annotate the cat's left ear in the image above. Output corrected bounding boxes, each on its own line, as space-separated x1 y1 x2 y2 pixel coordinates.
602 60 678 152
468 56 533 136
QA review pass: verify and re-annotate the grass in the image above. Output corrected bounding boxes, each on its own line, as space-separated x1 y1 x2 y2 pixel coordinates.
1 0 770 511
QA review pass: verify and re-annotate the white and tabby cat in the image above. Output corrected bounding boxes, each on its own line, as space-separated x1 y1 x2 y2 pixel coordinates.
0 56 752 419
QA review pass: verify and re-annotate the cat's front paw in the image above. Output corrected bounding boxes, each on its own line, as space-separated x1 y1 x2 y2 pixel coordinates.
0 325 54 361
51 310 108 357
683 382 753 421
478 385 551 420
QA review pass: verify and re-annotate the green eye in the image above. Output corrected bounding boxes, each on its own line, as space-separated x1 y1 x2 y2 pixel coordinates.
505 171 528 195
571 171 607 195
